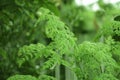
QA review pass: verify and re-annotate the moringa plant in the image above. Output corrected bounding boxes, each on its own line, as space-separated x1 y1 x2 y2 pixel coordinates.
7 7 120 80
1 0 120 80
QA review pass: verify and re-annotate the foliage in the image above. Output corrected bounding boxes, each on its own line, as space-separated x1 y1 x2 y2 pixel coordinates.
1 0 120 80
93 74 118 80
0 0 60 79
7 75 37 80
38 75 57 80
74 41 119 80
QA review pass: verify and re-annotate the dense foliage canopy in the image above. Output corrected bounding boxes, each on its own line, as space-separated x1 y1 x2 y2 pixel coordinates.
0 0 120 80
